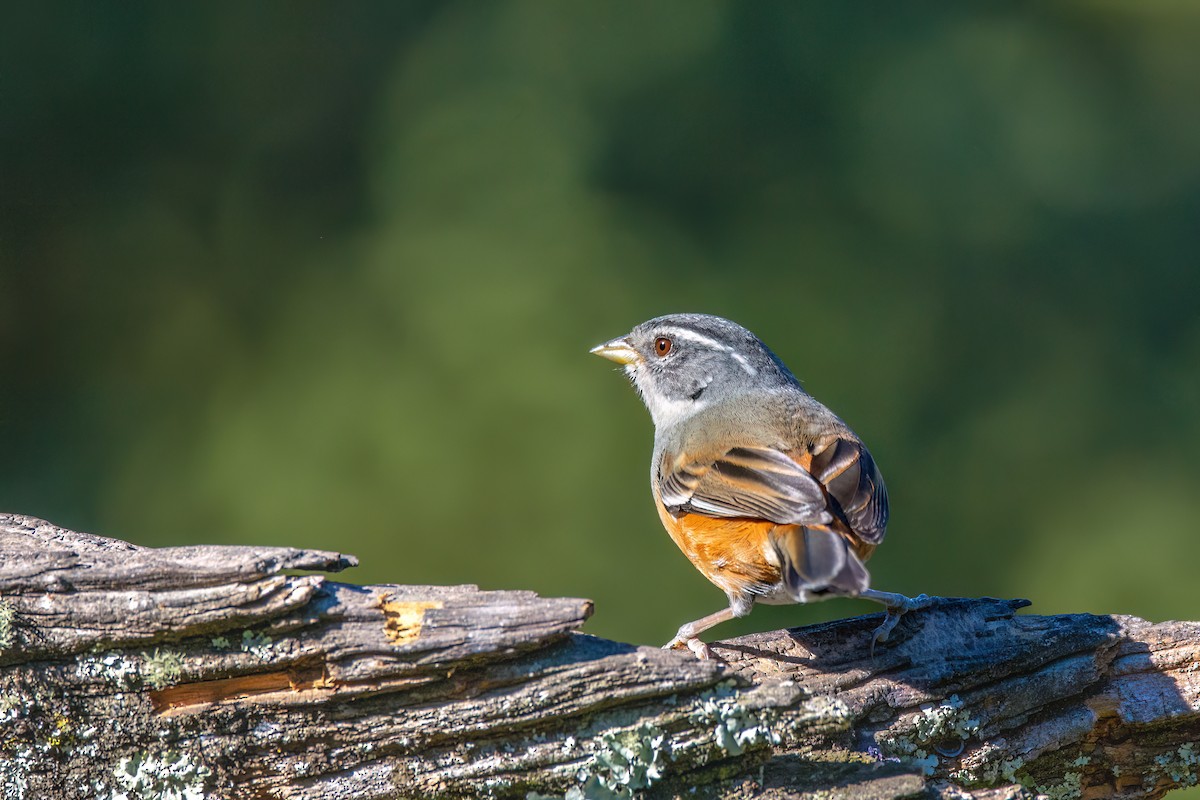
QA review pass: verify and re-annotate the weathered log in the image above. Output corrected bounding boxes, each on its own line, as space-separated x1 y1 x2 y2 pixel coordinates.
0 513 1196 799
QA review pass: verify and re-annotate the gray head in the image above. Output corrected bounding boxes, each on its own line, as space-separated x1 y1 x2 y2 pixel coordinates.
591 313 801 428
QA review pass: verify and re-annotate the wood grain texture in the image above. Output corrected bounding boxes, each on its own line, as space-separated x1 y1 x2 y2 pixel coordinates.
0 513 1196 799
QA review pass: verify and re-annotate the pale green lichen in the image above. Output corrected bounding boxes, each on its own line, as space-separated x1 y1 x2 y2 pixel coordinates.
573 723 671 799
1001 757 1026 783
1036 770 1083 800
1019 754 1096 799
239 629 274 660
876 695 980 775
1146 742 1200 788
103 750 212 800
691 694 781 757
912 695 980 743
0 597 15 650
950 743 1027 788
75 648 186 690
75 652 140 687
142 649 185 690
531 684 785 800
209 629 273 658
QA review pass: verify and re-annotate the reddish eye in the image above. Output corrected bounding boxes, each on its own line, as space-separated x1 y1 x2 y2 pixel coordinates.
654 337 672 356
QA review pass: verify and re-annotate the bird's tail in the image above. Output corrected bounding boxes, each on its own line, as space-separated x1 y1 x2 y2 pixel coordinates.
771 525 870 601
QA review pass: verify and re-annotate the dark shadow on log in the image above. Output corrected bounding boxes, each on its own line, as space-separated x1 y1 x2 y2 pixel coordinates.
0 513 1197 800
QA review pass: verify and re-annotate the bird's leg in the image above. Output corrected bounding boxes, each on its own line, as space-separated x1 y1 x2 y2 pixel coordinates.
858 589 932 651
663 606 736 661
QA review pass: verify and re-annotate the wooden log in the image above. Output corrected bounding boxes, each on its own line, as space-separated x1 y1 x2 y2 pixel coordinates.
0 513 1196 799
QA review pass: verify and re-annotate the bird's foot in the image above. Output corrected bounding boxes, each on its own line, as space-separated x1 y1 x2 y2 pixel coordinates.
867 592 933 655
663 636 720 661
662 607 737 661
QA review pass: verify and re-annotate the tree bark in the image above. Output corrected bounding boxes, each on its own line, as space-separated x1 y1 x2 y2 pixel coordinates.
0 513 1196 799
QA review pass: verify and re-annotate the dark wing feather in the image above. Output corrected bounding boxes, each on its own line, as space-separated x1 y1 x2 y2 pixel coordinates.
808 438 888 544
771 526 869 597
660 446 833 526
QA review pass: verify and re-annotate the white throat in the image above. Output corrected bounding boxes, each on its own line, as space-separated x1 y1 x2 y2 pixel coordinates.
628 364 713 429
645 393 710 429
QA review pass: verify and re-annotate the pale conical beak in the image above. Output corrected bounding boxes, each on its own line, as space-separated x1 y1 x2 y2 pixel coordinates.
589 337 640 365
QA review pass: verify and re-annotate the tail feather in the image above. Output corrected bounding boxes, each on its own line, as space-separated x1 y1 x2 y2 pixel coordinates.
772 526 869 600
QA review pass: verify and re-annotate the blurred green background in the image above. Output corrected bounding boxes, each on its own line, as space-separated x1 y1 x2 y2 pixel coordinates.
3 3 1199 655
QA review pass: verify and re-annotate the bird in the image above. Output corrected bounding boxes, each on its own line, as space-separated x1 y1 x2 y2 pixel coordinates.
590 313 929 659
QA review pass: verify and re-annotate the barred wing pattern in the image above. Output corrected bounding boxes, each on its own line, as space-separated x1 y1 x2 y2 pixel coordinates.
660 437 887 545
660 446 832 526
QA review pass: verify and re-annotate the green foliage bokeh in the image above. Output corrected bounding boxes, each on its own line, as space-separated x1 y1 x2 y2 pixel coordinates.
3 3 1199 659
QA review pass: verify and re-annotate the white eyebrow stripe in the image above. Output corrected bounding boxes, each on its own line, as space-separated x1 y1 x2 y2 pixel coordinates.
663 327 760 375
729 351 758 376
663 328 730 351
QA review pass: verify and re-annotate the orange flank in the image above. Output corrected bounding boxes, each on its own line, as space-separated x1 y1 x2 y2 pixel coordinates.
655 504 782 596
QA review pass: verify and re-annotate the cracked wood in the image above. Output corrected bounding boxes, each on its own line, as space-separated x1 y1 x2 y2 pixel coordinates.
0 513 1196 799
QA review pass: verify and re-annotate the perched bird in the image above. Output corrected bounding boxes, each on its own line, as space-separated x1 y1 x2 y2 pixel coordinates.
591 313 928 659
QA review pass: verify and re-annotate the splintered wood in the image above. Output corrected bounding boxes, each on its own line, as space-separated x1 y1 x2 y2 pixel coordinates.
380 597 443 645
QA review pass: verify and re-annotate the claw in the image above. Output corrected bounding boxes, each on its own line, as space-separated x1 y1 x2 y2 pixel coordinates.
663 636 720 661
662 605 737 661
870 611 903 657
867 593 933 656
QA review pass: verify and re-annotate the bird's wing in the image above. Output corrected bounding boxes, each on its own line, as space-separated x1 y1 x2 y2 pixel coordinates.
659 446 833 526
659 438 888 544
805 436 888 544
